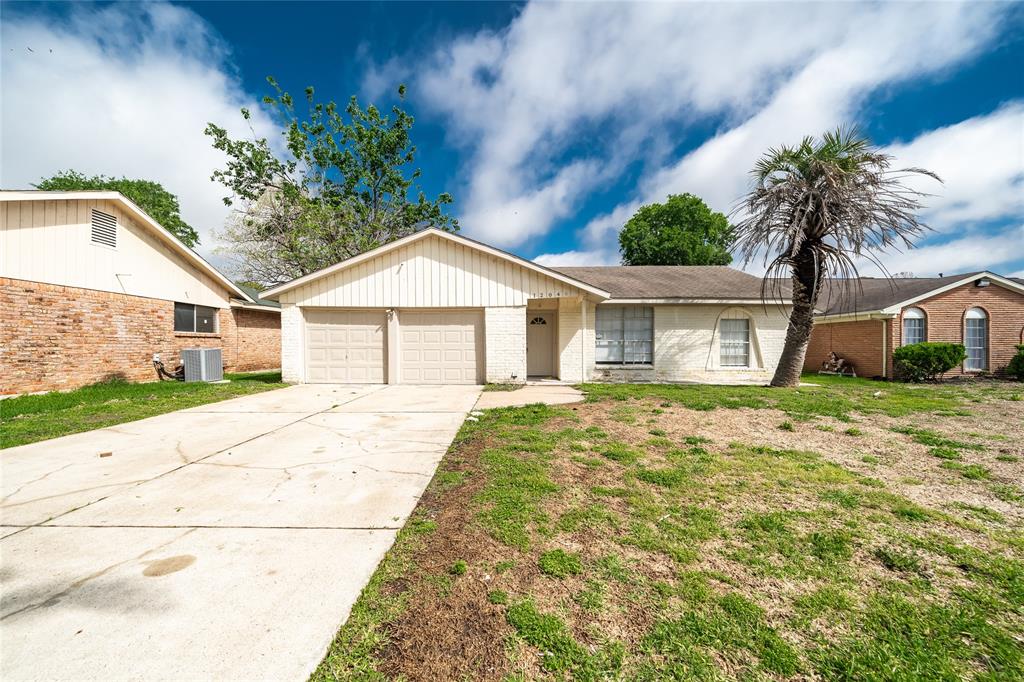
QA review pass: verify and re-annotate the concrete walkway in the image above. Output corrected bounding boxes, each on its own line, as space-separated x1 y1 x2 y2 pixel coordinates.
0 383 480 681
474 383 584 409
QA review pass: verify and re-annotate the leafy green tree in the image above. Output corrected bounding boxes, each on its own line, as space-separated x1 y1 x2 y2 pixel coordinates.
732 129 938 387
34 170 200 247
619 194 733 266
205 79 456 285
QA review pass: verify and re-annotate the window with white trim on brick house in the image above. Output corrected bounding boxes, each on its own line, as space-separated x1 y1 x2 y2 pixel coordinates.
964 307 988 371
174 302 217 333
902 307 926 345
595 306 653 364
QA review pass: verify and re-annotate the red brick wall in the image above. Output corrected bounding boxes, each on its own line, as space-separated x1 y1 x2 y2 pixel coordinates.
892 282 1024 375
0 278 280 394
805 280 1024 380
805 318 889 378
231 307 281 372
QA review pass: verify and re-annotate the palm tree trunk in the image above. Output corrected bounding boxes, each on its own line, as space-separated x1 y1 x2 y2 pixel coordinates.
770 250 822 387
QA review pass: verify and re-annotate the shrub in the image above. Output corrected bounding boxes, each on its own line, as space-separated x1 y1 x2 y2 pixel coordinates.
1007 344 1024 381
893 342 966 382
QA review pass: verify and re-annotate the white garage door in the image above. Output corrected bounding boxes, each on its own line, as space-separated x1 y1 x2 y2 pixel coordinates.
305 310 386 383
400 310 483 384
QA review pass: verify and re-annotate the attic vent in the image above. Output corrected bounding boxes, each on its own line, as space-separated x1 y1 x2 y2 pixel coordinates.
90 209 117 248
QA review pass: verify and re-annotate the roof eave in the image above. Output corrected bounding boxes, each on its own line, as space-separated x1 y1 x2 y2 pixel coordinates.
261 228 611 300
0 190 253 303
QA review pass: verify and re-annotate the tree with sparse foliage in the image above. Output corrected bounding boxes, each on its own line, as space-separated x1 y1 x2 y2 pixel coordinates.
34 170 200 247
205 79 457 285
619 194 733 266
732 128 939 387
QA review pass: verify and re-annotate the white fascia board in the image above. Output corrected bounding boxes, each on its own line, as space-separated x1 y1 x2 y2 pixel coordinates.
0 190 253 303
230 300 281 313
813 311 895 324
878 272 1024 313
261 227 611 300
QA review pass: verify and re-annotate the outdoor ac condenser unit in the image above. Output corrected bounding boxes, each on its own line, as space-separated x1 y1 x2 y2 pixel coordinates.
181 348 224 383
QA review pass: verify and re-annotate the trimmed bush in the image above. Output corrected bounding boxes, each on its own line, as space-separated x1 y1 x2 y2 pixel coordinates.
1007 344 1024 381
893 342 966 382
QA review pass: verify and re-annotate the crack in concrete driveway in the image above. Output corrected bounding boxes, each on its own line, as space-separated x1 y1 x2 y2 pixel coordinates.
0 383 480 681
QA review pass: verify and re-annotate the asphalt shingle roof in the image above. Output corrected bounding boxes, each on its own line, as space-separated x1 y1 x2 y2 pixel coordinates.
236 284 281 309
815 272 990 315
551 266 777 301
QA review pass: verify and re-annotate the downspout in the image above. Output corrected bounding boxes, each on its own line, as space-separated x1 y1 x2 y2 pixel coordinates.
881 319 887 379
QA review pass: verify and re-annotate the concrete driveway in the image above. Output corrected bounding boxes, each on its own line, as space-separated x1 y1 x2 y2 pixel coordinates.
0 383 480 681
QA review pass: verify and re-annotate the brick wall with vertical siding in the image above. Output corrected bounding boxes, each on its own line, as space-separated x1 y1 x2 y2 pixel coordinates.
0 277 279 394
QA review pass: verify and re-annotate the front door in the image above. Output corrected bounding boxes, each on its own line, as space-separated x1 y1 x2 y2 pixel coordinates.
527 312 554 376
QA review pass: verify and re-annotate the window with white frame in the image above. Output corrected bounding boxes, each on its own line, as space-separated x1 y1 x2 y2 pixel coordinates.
595 306 653 364
902 307 926 346
964 307 988 371
174 302 217 333
720 317 751 366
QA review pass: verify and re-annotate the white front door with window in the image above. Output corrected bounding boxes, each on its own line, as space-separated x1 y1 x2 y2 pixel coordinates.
527 312 554 376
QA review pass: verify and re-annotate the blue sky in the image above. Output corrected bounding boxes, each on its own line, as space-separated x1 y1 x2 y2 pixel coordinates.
2 1 1022 278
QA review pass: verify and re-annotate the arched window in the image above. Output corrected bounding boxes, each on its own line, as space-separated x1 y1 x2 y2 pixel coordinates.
964 307 988 371
902 307 926 345
720 314 751 367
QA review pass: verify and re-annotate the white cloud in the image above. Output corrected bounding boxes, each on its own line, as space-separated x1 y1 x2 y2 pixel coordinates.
533 249 619 267
412 1 1008 257
0 3 275 257
857 225 1024 278
882 103 1024 230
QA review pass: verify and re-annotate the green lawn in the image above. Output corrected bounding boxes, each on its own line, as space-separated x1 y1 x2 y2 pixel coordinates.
313 375 1023 681
0 371 287 448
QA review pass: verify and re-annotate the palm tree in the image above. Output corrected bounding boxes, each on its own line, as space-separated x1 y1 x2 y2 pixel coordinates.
732 129 939 387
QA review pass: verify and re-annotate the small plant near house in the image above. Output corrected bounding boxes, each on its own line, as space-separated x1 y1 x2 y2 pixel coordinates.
778 420 795 432
1007 344 1024 381
892 342 967 382
448 560 467 576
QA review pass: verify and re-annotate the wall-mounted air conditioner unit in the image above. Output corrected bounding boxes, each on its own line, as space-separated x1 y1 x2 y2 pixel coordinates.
181 348 223 382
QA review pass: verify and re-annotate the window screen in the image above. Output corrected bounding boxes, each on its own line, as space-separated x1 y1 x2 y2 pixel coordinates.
174 303 217 333
595 307 653 365
174 302 195 332
964 314 988 371
720 318 750 366
902 308 926 345
195 306 217 333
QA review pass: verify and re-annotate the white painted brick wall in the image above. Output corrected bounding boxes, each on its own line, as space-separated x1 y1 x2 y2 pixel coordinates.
588 304 791 384
484 306 526 383
280 303 305 383
557 297 594 382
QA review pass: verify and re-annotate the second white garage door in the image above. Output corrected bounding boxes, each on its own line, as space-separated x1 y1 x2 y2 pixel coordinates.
400 310 483 384
306 310 386 383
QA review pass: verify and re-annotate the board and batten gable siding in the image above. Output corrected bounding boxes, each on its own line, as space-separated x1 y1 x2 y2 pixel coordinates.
278 234 585 308
0 199 229 308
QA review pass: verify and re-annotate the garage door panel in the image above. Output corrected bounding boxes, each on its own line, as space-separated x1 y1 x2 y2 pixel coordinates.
399 310 482 385
305 310 386 384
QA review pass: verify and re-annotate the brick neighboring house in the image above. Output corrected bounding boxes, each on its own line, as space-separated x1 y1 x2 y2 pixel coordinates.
805 272 1024 379
0 191 281 394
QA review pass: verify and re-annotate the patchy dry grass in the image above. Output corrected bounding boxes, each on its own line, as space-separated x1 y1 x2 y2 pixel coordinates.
312 377 1023 681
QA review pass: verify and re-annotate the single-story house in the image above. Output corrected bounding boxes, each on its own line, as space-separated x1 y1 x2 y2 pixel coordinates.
805 271 1024 378
261 228 793 385
0 190 281 394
